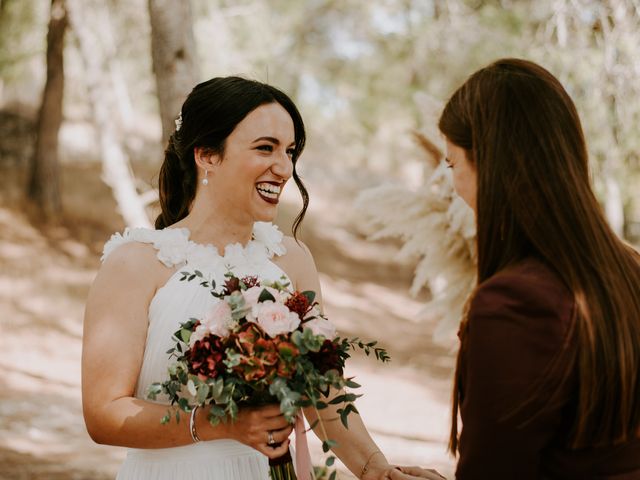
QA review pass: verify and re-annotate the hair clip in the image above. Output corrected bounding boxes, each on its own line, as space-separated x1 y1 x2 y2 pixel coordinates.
175 112 183 132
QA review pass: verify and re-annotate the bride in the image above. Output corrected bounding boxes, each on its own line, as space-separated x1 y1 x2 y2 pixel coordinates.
82 77 392 480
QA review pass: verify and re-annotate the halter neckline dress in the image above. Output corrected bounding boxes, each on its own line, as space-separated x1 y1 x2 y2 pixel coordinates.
101 222 289 480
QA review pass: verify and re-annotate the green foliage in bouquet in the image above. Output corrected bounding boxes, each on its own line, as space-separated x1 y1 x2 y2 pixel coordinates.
147 270 389 479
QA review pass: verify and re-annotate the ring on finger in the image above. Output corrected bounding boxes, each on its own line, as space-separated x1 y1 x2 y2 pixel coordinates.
267 430 275 446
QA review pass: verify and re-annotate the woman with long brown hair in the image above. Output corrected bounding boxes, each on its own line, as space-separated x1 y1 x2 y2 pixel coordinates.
390 59 640 479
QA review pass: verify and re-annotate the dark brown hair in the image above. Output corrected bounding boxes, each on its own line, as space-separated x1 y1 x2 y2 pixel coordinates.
155 77 308 237
439 58 640 452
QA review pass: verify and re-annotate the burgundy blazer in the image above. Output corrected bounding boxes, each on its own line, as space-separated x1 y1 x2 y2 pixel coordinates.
456 258 640 480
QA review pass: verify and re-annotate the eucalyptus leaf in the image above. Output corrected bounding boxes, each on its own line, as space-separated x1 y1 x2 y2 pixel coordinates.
322 439 338 452
146 383 163 400
178 397 190 412
228 400 239 420
314 400 328 410
178 328 191 344
301 290 316 304
210 404 226 418
187 379 197 396
340 408 349 428
345 379 361 389
211 378 224 400
342 393 361 403
196 384 209 404
258 288 276 303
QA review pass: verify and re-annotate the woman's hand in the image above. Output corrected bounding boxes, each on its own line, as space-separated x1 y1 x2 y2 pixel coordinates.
219 404 293 459
359 454 394 480
387 466 447 480
362 465 393 480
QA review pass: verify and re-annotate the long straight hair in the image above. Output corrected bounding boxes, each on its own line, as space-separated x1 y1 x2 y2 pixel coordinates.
439 58 640 452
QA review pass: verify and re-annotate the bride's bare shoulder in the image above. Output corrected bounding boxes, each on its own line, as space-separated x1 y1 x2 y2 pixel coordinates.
274 236 321 293
281 235 312 256
95 241 169 296
101 240 162 271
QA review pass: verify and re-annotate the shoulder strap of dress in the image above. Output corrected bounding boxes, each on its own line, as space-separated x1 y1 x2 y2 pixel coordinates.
101 227 191 267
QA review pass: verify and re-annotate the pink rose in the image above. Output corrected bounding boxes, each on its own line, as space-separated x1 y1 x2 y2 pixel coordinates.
304 317 337 340
251 302 300 338
201 300 233 338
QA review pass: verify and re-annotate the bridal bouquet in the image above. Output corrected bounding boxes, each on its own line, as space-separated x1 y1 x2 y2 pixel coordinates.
147 270 389 480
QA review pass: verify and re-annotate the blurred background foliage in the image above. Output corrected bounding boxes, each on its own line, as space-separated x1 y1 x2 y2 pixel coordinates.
1 0 639 240
1 1 639 477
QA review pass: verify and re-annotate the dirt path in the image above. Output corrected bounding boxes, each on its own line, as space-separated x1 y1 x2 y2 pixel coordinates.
0 189 456 479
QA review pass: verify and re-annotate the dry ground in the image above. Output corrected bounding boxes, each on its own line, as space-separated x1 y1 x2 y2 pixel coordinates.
0 159 456 479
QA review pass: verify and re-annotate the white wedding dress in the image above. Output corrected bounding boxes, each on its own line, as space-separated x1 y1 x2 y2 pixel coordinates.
101 222 291 480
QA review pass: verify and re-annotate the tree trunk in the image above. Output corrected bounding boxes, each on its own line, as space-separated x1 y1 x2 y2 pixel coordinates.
148 0 198 147
27 0 67 219
67 0 151 228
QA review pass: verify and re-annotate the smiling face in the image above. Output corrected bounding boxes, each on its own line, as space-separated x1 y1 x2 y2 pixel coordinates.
196 102 296 223
445 139 477 212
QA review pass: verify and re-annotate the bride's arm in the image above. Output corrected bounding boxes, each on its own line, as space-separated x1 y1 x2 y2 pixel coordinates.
82 242 292 457
277 238 391 479
304 394 390 479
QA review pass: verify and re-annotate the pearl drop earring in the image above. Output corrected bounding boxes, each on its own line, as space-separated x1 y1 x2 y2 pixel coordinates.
202 170 209 186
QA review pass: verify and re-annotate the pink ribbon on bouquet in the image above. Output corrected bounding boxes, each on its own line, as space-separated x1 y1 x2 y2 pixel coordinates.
293 411 315 480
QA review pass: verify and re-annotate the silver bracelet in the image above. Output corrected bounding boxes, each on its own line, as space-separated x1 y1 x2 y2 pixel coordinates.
189 405 201 443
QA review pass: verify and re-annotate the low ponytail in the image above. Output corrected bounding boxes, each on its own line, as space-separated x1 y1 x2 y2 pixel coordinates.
155 132 197 229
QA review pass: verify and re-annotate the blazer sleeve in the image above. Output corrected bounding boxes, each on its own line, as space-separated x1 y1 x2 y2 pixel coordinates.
456 266 574 479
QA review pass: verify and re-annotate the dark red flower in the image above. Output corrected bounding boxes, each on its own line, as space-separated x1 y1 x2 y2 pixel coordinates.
223 276 241 295
241 276 260 288
308 339 344 374
187 335 226 379
285 291 312 319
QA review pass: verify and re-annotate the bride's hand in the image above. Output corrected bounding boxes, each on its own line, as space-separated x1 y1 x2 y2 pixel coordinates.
360 462 393 480
220 404 293 459
387 466 447 480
